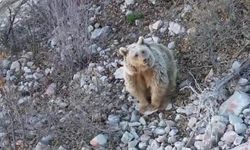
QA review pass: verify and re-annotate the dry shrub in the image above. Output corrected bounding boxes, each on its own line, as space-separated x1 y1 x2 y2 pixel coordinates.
188 0 250 72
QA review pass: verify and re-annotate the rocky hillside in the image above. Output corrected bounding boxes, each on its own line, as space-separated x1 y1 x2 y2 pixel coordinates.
0 0 250 150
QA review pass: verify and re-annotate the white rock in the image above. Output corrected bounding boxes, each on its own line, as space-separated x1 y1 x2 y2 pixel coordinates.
149 140 160 149
121 131 134 144
194 141 205 150
221 131 238 144
243 109 250 116
168 22 185 35
91 26 111 40
238 78 248 86
58 146 66 150
211 115 229 124
158 120 167 127
130 128 139 139
10 61 21 72
234 123 247 134
164 145 172 150
128 140 139 148
114 67 124 79
138 142 147 149
188 117 197 128
33 72 44 80
144 36 159 44
26 61 34 67
219 91 250 116
231 61 241 73
108 114 120 125
168 42 175 49
34 142 50 150
125 0 135 5
90 134 108 147
230 142 250 150
168 136 176 144
154 128 166 135
23 66 32 74
2 59 11 69
211 121 226 137
130 110 139 122
151 20 163 30
174 141 184 150
233 136 244 146
156 135 167 143
139 117 147 126
229 114 243 124
149 0 156 5
45 83 56 96
140 134 150 142
88 25 94 33
169 128 178 136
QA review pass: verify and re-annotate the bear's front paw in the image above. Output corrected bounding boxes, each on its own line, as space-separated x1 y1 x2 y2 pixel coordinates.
142 105 158 116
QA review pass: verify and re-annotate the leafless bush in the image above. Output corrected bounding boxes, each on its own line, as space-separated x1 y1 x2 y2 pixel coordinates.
187 0 250 73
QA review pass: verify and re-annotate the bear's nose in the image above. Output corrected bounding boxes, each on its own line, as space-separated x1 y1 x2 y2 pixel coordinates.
143 58 147 63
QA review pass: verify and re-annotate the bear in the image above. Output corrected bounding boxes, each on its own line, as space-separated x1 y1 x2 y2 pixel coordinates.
119 36 177 114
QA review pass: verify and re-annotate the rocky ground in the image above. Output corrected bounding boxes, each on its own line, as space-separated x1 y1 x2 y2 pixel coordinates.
0 0 250 150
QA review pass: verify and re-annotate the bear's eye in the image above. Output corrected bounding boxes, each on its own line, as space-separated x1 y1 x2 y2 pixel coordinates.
141 50 145 54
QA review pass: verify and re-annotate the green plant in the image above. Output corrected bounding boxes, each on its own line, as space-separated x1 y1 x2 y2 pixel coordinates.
126 12 144 25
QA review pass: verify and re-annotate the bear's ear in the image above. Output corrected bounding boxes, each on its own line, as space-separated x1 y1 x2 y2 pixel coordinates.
119 47 128 56
137 36 144 45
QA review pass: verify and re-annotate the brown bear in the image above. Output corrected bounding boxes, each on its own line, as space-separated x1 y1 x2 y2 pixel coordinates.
119 36 177 114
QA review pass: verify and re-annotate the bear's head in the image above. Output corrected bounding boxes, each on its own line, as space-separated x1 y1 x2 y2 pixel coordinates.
119 36 155 73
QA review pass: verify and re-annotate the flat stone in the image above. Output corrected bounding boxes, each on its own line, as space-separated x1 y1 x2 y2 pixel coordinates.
139 117 147 126
194 141 205 150
140 134 150 142
149 140 160 149
234 123 247 134
167 136 176 144
167 42 175 49
34 142 50 150
188 117 197 128
121 131 134 144
130 110 139 122
230 142 250 150
221 131 238 144
125 0 135 5
229 114 243 125
234 136 244 146
128 140 139 148
90 134 108 147
238 78 248 86
219 91 250 116
91 26 111 40
138 142 147 149
156 135 167 143
168 22 185 35
108 114 120 125
2 59 11 69
164 145 172 150
10 61 21 72
211 115 229 124
114 67 124 79
154 128 166 135
151 20 163 30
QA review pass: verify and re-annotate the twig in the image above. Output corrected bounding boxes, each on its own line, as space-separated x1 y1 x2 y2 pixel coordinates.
214 57 250 91
180 85 199 95
188 71 203 93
